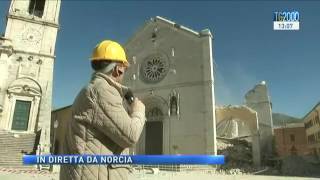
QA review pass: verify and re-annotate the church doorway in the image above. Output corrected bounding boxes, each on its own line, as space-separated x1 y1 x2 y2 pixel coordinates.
11 100 31 131
145 121 163 154
145 107 163 154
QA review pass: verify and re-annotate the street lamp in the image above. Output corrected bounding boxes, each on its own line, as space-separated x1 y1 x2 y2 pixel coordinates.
53 119 59 154
50 119 59 172
54 119 59 129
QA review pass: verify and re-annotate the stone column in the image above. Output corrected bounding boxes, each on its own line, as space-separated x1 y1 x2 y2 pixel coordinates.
0 38 13 113
245 81 274 159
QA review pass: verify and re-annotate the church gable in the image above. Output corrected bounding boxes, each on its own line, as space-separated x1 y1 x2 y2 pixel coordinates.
124 16 213 87
126 16 210 49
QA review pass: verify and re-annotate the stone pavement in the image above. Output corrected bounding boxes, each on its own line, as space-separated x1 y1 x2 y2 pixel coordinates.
0 167 319 180
0 167 58 180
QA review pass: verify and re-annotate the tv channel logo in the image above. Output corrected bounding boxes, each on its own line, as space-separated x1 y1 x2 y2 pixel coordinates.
273 11 300 30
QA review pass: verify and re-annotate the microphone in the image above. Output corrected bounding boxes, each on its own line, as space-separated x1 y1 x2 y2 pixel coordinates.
124 88 134 105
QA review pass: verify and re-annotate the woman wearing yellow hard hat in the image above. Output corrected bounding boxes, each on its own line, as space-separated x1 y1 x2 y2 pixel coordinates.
60 40 146 180
91 40 130 67
90 40 130 83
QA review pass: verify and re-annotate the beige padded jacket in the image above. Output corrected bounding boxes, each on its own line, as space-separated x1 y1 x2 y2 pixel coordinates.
59 72 145 180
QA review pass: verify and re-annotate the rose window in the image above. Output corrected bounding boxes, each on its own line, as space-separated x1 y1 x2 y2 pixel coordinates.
141 53 169 83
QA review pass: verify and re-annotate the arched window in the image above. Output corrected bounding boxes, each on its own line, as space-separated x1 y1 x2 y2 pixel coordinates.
29 0 46 17
5 77 42 132
170 96 178 116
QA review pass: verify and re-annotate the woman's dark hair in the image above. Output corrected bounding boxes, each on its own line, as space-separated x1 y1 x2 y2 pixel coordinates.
91 60 112 71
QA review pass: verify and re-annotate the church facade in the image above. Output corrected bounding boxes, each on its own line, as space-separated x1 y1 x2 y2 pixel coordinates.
0 0 61 166
124 16 217 155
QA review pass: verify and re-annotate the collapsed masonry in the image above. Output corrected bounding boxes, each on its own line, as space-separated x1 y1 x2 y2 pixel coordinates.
216 105 261 167
216 81 274 168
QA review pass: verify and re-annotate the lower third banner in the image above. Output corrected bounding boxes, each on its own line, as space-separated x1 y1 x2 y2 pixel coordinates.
23 155 225 165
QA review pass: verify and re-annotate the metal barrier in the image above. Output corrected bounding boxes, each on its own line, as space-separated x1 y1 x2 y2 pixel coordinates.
132 164 217 172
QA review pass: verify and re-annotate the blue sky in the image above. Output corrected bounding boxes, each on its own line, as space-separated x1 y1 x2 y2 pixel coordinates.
0 1 319 118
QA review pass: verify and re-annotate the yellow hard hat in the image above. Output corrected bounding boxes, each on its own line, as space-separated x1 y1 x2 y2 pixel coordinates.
90 40 129 67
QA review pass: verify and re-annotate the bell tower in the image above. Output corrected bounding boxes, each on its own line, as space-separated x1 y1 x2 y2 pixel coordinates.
0 0 61 157
5 0 60 54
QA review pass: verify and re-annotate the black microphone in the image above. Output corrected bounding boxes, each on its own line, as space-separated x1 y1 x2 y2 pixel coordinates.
124 88 134 105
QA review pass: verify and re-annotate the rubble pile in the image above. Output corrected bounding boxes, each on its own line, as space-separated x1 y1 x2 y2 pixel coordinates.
280 155 320 177
217 138 259 174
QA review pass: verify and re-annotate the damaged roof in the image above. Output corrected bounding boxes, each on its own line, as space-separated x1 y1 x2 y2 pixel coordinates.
125 16 213 46
153 16 212 38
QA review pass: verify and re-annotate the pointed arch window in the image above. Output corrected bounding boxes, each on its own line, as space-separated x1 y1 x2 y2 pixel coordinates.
170 96 178 116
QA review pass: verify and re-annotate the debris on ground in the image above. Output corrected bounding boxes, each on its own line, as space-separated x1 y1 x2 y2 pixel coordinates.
217 137 320 177
216 138 263 174
280 155 320 177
